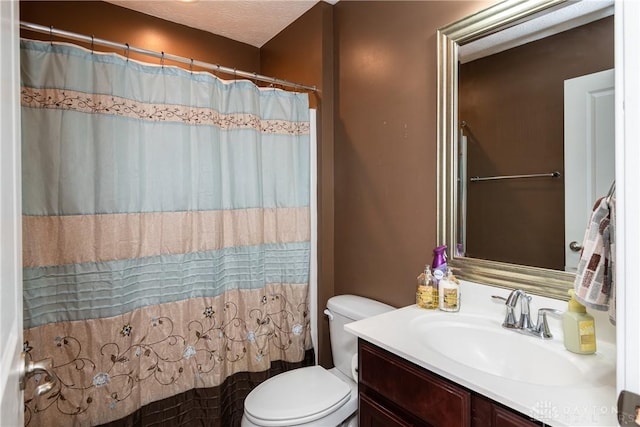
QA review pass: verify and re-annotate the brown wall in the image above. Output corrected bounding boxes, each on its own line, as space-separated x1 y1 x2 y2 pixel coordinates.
261 4 336 368
19 0 519 370
20 1 259 74
333 1 492 308
459 17 614 270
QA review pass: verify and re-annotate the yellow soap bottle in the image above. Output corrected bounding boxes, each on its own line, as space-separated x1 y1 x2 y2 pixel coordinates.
416 265 438 309
562 290 596 354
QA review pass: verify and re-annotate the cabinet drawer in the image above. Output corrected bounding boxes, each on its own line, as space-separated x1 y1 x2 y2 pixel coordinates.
359 340 471 427
359 392 413 427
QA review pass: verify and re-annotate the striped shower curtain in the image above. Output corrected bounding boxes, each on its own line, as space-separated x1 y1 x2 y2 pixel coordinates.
20 39 312 426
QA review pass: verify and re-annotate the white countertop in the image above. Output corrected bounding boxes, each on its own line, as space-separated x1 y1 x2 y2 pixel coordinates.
345 281 618 427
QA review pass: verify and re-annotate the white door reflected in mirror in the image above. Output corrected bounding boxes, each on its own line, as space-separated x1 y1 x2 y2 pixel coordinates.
564 68 615 272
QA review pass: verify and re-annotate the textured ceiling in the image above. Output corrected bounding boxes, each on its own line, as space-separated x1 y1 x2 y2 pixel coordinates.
104 0 327 48
459 0 614 63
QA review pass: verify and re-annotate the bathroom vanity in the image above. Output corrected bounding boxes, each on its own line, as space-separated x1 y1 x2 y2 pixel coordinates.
358 339 539 427
346 281 617 427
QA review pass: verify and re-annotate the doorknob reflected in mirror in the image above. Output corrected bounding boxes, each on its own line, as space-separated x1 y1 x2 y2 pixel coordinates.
19 352 58 396
569 241 583 252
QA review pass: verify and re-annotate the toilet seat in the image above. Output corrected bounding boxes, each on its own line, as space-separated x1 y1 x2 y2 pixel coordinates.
243 366 351 427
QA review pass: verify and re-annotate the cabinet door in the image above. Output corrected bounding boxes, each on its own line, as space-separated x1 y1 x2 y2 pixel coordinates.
359 393 412 427
493 405 540 427
359 340 471 427
472 394 541 427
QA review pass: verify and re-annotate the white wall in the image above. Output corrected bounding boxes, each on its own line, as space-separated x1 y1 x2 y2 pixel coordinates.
616 0 640 398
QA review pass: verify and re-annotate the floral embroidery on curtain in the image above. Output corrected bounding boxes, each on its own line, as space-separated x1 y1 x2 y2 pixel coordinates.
20 39 312 427
20 87 310 133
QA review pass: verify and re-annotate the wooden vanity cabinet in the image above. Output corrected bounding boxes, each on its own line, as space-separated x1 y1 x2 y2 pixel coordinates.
471 394 541 427
358 339 542 427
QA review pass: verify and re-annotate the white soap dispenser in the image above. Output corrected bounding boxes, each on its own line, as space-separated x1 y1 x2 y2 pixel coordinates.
438 268 460 312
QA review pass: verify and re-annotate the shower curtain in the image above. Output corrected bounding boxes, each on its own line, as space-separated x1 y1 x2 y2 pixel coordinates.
20 39 313 426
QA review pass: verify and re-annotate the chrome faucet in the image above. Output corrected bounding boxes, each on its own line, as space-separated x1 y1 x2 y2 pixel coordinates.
492 290 562 339
504 289 533 329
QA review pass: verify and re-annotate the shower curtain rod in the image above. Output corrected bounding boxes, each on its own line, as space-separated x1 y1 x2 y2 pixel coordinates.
20 21 318 92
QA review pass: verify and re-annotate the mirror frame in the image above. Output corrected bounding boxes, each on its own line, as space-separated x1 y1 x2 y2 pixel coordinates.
436 0 576 300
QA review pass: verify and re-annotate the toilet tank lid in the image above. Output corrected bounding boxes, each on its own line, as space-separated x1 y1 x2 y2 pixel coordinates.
326 295 395 321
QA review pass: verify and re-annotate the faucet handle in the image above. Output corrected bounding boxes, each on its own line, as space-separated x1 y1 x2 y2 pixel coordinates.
517 294 534 330
533 308 563 339
504 289 523 308
491 295 517 329
490 295 506 303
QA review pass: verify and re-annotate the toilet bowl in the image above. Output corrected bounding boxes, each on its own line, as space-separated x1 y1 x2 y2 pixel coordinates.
241 366 358 427
241 295 394 427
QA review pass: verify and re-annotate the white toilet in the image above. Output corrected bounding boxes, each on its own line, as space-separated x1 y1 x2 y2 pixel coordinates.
241 295 394 427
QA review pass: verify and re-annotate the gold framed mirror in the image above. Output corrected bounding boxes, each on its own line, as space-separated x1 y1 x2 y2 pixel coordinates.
436 0 614 299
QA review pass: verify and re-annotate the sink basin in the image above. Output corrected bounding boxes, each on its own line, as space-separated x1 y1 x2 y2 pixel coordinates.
411 314 614 387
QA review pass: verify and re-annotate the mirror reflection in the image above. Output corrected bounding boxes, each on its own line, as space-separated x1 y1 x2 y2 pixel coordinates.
437 0 615 298
456 5 614 272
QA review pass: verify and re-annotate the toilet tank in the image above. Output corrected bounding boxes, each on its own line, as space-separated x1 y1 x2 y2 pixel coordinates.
326 295 394 379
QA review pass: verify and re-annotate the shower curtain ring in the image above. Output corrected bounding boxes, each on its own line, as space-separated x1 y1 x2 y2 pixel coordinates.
49 25 53 46
161 51 165 68
190 59 194 74
125 43 130 61
91 35 94 54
